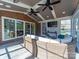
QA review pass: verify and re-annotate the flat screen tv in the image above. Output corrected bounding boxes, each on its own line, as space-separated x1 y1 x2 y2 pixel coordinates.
47 21 57 27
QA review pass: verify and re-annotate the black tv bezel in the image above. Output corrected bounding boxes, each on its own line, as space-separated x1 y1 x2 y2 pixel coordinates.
47 21 57 27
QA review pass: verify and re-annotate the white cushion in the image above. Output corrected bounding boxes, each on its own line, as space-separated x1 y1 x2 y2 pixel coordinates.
61 37 72 43
55 36 72 43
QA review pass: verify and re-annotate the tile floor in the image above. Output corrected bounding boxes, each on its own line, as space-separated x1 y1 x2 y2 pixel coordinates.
0 41 32 59
0 38 77 59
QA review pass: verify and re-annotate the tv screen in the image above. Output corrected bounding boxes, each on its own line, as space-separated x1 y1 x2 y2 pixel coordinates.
47 21 57 27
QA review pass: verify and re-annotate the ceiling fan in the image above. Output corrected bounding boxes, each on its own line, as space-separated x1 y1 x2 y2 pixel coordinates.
28 8 39 16
38 0 61 11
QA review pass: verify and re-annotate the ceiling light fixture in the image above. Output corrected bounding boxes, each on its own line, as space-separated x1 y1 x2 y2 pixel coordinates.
5 5 11 8
0 3 4 5
47 16 49 18
62 11 66 14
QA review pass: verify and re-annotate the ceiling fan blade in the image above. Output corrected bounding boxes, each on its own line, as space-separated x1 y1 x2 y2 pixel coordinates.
31 8 34 12
50 0 61 5
47 0 50 3
34 11 39 13
42 6 47 11
38 4 46 6
33 14 37 16
48 6 53 10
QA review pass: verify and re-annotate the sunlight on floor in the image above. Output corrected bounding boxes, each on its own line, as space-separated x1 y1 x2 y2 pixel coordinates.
0 44 32 59
76 53 79 59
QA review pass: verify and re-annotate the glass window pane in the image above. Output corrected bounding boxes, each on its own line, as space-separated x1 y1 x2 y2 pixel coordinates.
16 20 24 36
4 19 15 39
9 20 15 38
25 23 30 35
42 23 46 35
4 19 9 39
31 23 35 34
61 20 71 35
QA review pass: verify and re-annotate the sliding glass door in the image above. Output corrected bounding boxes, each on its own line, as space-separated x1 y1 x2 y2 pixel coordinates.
2 17 35 41
25 23 35 35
